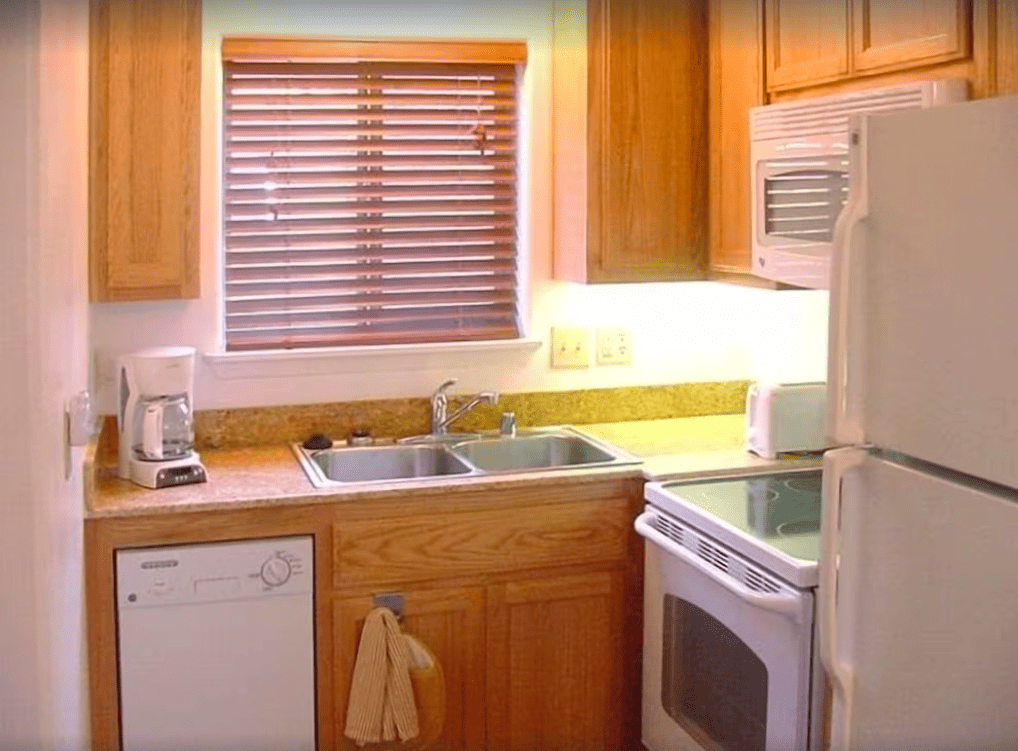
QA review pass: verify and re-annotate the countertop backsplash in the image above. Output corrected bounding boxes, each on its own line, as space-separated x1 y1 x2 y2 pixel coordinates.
96 381 750 457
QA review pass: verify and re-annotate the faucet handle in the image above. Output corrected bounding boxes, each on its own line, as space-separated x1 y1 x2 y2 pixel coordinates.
432 378 457 399
499 411 517 438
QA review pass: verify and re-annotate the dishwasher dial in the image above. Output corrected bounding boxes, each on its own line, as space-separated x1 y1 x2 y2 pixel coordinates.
260 555 293 587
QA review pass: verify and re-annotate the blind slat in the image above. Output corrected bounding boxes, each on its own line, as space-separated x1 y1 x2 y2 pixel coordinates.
226 244 515 266
224 61 517 77
226 274 518 297
226 289 516 314
225 327 519 352
226 228 517 251
226 171 514 191
225 258 516 281
224 124 517 140
226 186 515 204
228 307 516 331
225 139 516 156
225 109 516 125
226 92 516 109
226 199 516 221
226 78 516 96
226 154 514 171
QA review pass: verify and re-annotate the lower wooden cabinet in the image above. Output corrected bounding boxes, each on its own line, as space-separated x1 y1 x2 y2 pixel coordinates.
486 570 627 751
332 569 632 751
333 586 487 751
86 475 645 751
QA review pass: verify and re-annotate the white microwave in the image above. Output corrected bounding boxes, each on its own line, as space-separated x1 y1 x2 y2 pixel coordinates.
750 79 967 289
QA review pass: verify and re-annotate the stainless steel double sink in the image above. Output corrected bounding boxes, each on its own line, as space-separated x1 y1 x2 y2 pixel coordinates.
293 427 640 488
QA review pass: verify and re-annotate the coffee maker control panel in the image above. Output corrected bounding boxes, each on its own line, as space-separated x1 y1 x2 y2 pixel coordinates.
155 464 208 489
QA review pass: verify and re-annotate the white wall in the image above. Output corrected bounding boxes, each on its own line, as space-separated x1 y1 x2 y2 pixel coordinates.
90 0 829 411
0 1 90 748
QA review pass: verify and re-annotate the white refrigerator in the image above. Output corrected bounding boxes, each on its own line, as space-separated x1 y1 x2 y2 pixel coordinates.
821 93 1018 751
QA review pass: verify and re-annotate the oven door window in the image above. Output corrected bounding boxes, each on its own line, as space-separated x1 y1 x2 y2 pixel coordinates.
662 595 768 751
759 156 848 245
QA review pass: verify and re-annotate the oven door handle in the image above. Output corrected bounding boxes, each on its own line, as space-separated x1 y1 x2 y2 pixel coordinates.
635 511 806 625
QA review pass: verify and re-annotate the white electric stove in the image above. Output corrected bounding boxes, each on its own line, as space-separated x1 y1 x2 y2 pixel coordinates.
637 466 824 751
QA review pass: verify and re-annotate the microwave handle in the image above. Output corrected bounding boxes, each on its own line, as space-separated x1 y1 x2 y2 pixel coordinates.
826 119 869 446
820 447 867 751
635 511 806 624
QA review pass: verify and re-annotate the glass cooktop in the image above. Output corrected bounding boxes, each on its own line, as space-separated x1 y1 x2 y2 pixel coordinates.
645 467 822 587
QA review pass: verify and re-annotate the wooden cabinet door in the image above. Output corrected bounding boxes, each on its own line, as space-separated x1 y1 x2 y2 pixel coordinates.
999 0 1018 95
709 0 765 275
587 0 709 282
766 0 849 90
333 586 487 751
89 0 200 301
852 0 970 74
486 570 630 751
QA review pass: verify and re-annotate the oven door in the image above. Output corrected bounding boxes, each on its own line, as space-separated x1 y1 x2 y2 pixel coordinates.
637 508 815 751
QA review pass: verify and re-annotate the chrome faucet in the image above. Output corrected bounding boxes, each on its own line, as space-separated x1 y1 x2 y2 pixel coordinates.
431 378 499 435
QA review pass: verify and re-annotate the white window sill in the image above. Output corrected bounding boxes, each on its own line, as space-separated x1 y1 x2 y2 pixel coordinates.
204 338 544 380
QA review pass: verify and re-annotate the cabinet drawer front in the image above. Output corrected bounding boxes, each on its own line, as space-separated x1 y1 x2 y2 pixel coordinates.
333 499 630 587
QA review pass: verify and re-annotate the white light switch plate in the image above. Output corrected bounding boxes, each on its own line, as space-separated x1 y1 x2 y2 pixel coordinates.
596 327 632 365
550 326 590 368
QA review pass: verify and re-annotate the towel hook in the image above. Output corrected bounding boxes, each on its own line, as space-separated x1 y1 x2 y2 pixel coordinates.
372 591 404 622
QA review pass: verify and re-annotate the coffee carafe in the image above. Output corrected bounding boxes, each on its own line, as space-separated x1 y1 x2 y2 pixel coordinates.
118 347 207 489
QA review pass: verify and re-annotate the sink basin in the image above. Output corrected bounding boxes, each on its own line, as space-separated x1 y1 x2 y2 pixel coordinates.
450 433 619 472
302 444 477 486
293 428 640 488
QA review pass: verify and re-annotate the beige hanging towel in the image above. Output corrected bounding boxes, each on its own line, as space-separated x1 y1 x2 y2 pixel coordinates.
344 607 420 746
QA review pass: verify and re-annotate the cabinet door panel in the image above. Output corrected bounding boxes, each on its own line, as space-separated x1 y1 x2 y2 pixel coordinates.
709 0 764 273
852 0 970 73
333 587 486 751
1000 0 1018 95
486 570 627 751
588 0 709 281
766 0 849 89
90 0 200 301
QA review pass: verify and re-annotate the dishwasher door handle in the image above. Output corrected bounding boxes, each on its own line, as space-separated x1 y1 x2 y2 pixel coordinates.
635 510 806 624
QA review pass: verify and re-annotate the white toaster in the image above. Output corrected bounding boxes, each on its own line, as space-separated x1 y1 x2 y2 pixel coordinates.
745 381 829 459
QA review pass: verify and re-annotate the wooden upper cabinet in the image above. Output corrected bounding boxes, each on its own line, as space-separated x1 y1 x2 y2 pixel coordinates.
766 0 850 90
553 0 709 283
852 0 971 74
89 0 200 302
708 0 765 275
999 0 1018 95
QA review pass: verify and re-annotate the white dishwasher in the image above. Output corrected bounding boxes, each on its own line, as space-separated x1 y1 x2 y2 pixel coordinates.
116 536 316 751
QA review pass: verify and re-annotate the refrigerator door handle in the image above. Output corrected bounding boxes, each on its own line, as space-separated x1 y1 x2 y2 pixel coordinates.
827 119 869 447
635 511 807 624
820 446 868 751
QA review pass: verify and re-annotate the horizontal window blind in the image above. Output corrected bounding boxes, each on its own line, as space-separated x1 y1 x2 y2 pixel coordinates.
221 39 526 351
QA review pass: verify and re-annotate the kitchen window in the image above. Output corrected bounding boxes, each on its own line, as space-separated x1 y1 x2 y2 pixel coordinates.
220 37 526 351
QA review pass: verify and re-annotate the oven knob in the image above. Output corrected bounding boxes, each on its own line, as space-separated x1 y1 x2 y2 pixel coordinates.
260 556 292 587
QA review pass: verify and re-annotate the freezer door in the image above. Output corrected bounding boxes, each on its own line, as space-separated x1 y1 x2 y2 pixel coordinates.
830 95 1018 488
821 448 1018 751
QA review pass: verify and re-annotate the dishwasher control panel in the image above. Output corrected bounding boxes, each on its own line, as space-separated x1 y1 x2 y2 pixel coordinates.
116 536 313 609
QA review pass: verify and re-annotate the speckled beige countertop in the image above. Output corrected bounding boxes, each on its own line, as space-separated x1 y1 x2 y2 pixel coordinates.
575 414 821 481
88 414 820 519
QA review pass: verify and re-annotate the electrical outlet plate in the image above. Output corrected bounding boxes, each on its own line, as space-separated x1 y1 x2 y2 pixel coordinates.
550 326 590 368
596 327 632 365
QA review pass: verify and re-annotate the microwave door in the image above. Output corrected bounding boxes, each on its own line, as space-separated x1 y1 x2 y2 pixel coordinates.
754 154 848 289
761 157 848 246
